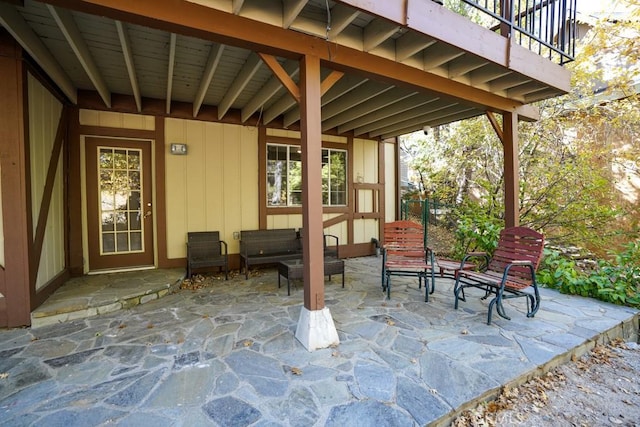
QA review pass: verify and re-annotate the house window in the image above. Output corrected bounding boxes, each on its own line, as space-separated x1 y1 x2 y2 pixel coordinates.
267 143 347 207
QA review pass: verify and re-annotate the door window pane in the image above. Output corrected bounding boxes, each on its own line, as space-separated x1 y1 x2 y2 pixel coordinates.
97 147 145 255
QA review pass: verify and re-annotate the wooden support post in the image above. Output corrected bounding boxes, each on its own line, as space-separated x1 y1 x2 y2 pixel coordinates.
296 54 339 351
0 33 32 326
503 111 519 227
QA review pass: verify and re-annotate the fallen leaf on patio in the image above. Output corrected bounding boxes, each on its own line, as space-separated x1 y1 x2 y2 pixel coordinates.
623 399 634 405
118 324 127 329
95 332 101 337
147 323 154 329
291 367 302 375
202 314 209 318
410 358 417 364
0 373 8 379
31 337 39 341
461 329 469 335
332 351 340 357
386 319 395 326
243 340 253 347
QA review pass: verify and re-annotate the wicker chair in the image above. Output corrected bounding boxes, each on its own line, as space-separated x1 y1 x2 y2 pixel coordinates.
186 231 228 279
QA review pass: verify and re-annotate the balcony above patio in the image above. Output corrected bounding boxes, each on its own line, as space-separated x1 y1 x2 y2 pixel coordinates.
0 0 576 138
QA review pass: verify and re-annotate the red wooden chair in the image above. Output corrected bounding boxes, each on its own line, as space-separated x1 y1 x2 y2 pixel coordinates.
382 220 436 301
454 226 544 324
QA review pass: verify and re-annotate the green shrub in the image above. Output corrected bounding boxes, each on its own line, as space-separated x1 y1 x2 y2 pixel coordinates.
538 241 640 308
452 206 502 259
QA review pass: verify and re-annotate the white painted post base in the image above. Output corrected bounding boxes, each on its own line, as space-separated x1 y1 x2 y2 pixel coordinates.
295 307 340 351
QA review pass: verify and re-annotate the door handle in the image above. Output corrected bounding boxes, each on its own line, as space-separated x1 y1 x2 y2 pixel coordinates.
144 210 152 219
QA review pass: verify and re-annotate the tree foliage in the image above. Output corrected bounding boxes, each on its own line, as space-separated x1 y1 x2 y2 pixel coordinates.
400 0 640 256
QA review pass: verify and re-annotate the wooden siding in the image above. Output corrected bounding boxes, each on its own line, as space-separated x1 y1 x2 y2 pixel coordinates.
79 110 155 130
384 142 396 221
165 118 259 259
28 75 65 291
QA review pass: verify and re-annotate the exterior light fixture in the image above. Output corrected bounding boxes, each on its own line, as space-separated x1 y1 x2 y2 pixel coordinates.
170 143 187 155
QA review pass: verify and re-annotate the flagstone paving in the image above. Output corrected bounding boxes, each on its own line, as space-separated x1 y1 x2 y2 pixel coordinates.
0 256 638 426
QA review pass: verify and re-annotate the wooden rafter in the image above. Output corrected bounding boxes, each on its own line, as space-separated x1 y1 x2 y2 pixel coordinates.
327 3 359 40
48 5 111 108
218 52 262 119
165 32 176 114
115 20 141 112
193 43 224 117
283 0 307 29
258 53 300 103
322 90 417 131
0 2 77 103
241 60 299 123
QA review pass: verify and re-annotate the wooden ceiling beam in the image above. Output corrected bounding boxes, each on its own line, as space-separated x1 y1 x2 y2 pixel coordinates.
47 5 111 108
218 52 262 119
283 0 307 29
38 0 568 120
355 99 454 136
242 59 299 123
371 104 471 137
396 31 435 62
165 32 176 114
338 94 439 134
322 89 417 132
0 2 77 103
380 108 480 139
283 74 367 127
259 53 300 102
321 81 393 122
193 43 224 117
448 56 489 79
363 19 399 52
232 0 245 15
327 3 359 40
115 20 141 112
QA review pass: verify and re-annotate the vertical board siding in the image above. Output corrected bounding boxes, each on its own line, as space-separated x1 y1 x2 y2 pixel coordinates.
385 142 396 220
165 119 259 258
28 75 65 291
353 138 379 244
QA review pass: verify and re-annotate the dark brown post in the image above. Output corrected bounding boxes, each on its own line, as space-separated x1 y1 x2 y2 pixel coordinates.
295 53 339 351
300 54 325 311
0 32 32 326
503 111 519 227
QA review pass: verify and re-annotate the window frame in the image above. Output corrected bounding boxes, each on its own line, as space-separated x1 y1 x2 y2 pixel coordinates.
264 141 349 211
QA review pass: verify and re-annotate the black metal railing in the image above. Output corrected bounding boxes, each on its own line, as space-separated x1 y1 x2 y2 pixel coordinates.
459 0 576 64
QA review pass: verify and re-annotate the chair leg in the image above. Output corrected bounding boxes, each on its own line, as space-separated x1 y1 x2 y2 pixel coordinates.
424 273 429 303
385 274 391 299
453 276 462 309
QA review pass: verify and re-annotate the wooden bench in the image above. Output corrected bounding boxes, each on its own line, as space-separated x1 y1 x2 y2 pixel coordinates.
186 231 228 279
382 220 436 301
239 229 302 279
454 226 545 324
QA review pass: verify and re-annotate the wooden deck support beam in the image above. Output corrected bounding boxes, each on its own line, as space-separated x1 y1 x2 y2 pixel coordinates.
295 54 339 351
502 111 519 228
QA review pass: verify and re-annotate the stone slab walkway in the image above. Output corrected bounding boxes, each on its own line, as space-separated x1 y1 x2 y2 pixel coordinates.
1 256 638 426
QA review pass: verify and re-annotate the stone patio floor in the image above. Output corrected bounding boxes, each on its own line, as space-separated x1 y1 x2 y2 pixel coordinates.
0 256 638 426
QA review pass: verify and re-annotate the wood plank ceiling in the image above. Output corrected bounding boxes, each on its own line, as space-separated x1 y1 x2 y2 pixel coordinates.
0 0 571 139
